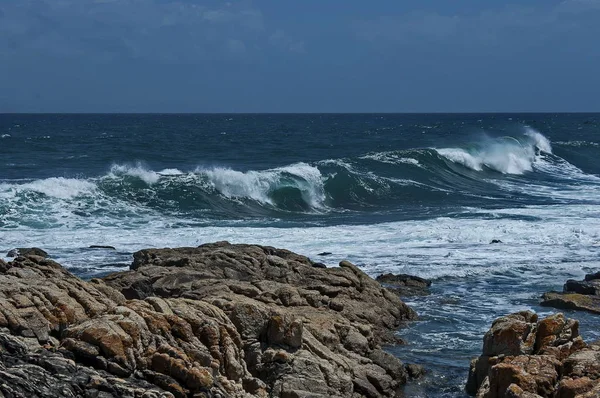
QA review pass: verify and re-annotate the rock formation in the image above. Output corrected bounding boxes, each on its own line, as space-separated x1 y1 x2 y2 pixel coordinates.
542 272 600 314
375 273 432 297
0 242 419 398
467 311 600 398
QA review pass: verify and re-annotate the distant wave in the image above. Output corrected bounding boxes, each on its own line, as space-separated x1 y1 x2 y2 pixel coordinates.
434 127 551 175
2 127 600 229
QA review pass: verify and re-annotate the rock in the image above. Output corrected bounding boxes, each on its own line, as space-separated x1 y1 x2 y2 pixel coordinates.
89 245 117 250
541 272 600 314
584 272 600 281
6 247 49 258
541 292 600 314
0 333 173 397
482 311 538 357
376 273 432 296
467 311 600 398
0 242 416 398
488 355 560 397
555 377 600 398
405 363 425 379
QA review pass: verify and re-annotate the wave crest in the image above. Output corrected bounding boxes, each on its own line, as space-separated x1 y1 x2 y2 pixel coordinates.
200 162 326 209
435 128 551 175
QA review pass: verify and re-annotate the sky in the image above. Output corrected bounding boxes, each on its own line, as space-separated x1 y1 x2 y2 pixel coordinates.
1 0 599 113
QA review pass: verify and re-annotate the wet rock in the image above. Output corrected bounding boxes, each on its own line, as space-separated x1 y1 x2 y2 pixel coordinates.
541 292 600 314
542 271 600 314
376 273 432 296
6 247 49 258
405 363 425 379
89 245 117 250
467 311 600 398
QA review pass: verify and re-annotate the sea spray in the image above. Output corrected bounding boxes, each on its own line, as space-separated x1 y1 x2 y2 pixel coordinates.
434 128 550 174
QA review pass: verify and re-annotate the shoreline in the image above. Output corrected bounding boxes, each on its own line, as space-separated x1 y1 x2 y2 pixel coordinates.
1 242 421 398
2 244 600 397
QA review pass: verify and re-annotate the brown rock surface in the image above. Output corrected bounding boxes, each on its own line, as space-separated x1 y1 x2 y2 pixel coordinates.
0 242 418 398
467 311 600 398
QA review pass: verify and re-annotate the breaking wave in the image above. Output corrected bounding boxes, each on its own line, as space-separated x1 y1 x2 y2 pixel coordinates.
1 128 599 228
434 127 552 175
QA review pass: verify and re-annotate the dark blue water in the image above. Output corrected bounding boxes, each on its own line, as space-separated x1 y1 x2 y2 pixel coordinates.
2 113 600 397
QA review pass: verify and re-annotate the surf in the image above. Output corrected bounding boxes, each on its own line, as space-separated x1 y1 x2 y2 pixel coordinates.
2 128 600 230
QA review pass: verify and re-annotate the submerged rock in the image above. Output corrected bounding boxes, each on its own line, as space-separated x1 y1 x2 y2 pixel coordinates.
0 242 417 398
467 311 596 398
541 271 600 314
376 273 432 296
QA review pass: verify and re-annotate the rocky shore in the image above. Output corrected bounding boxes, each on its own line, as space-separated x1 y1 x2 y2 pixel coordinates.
467 311 600 398
0 242 420 398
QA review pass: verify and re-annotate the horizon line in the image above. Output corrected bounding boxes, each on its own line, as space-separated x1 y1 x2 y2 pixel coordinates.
2 111 600 115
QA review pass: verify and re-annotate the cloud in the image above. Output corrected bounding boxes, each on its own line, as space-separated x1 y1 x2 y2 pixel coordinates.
355 2 600 53
0 0 301 63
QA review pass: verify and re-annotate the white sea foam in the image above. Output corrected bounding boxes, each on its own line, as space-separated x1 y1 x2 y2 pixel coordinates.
360 152 421 166
2 204 600 280
525 127 552 153
108 164 162 184
199 162 327 208
435 128 552 175
8 177 97 199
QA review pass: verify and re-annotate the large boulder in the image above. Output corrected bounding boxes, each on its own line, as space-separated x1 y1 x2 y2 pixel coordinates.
0 242 418 398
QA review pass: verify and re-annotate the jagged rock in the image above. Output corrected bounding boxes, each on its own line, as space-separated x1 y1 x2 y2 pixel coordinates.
483 311 538 357
6 248 48 258
0 333 173 397
375 273 432 296
0 242 417 398
467 311 599 398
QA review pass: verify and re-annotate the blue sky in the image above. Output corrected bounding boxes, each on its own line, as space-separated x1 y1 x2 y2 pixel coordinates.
1 0 599 112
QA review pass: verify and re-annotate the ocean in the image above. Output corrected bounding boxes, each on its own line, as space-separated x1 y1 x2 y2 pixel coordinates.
2 113 600 396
